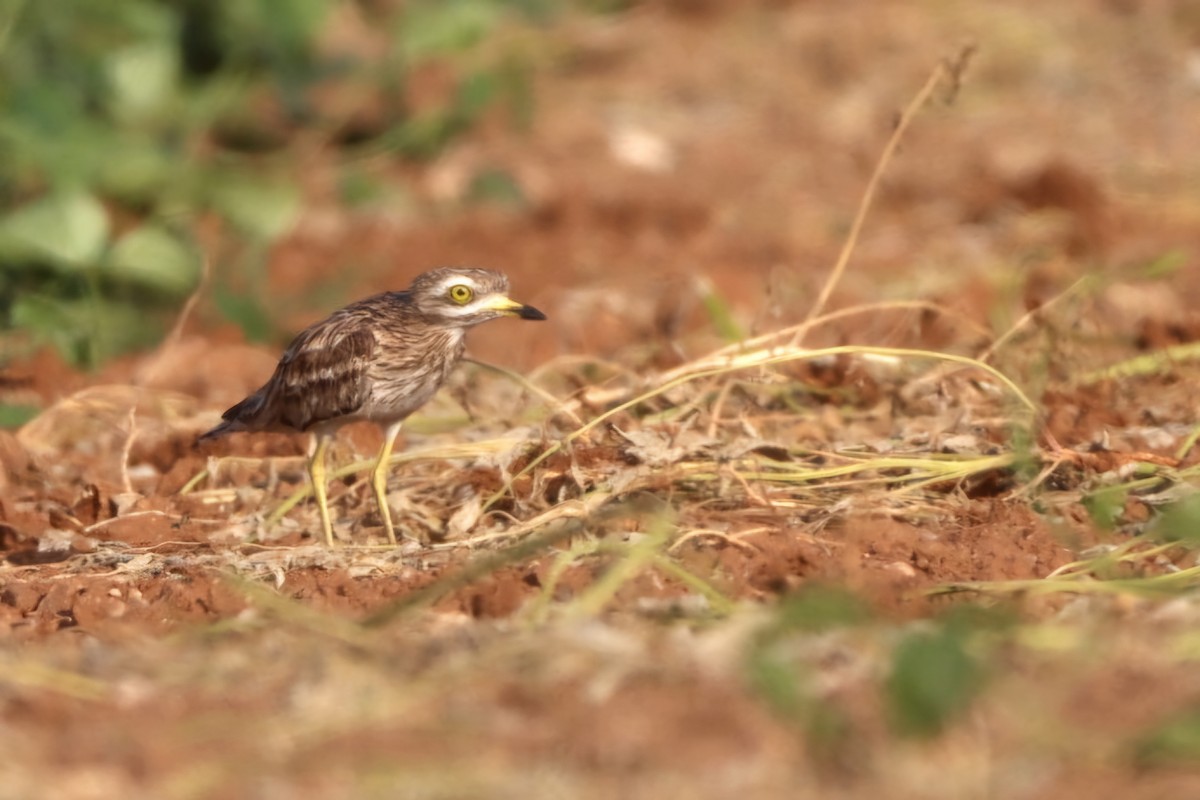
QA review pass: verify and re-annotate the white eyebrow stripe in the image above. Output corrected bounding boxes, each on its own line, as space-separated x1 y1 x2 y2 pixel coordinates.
434 275 480 295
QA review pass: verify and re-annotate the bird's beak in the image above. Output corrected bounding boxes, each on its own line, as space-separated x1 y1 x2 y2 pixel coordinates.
485 295 547 321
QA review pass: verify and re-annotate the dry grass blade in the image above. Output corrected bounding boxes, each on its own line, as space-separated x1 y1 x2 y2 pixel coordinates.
525 539 600 623
526 517 736 619
681 452 1016 486
1074 342 1200 386
1177 425 1200 462
262 437 532 529
445 489 614 549
1045 540 1181 580
484 344 1035 513
650 554 736 615
0 658 110 701
801 45 975 332
463 356 584 427
561 520 672 618
668 527 767 555
933 565 1200 598
120 257 212 493
659 301 991 388
934 535 1200 598
219 572 374 647
662 304 988 386
976 276 1090 363
362 522 580 628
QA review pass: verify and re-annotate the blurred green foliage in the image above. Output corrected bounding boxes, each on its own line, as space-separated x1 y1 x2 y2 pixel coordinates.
744 586 870 763
1149 492 1200 545
1081 485 1128 532
1132 708 1200 767
884 606 1010 738
0 401 37 427
0 0 569 368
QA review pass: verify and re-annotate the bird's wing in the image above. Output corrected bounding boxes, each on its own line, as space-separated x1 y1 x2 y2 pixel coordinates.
272 320 377 431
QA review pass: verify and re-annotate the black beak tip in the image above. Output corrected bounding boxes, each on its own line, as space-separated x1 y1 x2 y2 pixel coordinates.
518 305 547 321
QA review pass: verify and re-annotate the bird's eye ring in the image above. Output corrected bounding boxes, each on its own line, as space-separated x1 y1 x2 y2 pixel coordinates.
448 284 473 305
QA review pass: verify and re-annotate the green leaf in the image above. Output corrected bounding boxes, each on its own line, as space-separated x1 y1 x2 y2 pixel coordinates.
745 586 869 718
399 0 502 59
1082 485 1127 531
214 284 273 344
11 294 161 368
744 587 860 757
697 277 744 342
207 172 300 240
0 191 109 269
104 224 200 296
746 650 805 718
453 70 498 120
1133 709 1200 766
496 53 535 131
1140 249 1186 280
11 295 79 364
1151 494 1200 545
466 168 524 207
0 404 40 429
105 40 179 123
218 0 331 67
94 138 178 204
386 109 470 161
339 168 387 208
886 626 985 738
771 585 872 634
0 111 120 190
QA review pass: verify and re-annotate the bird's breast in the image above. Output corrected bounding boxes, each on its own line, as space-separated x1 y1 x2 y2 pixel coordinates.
360 329 466 422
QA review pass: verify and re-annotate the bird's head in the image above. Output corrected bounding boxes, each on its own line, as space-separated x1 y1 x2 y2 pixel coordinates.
410 268 547 326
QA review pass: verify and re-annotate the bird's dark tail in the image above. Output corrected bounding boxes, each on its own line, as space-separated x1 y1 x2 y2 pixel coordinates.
196 395 260 443
196 419 236 443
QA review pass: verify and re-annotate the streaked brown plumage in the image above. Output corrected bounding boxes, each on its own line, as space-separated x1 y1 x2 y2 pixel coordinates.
199 267 546 546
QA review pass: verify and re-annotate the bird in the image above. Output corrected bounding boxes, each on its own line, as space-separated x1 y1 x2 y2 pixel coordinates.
198 267 546 547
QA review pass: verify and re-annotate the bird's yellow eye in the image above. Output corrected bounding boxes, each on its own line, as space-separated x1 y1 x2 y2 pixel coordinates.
448 284 473 305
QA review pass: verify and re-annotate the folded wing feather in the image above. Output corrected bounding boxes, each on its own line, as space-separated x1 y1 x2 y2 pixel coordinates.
274 324 377 431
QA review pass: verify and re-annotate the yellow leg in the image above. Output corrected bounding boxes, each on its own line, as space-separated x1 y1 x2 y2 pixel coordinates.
371 421 403 546
308 431 336 547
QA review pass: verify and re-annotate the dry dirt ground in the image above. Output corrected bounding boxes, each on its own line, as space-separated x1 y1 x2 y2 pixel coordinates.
6 2 1200 798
